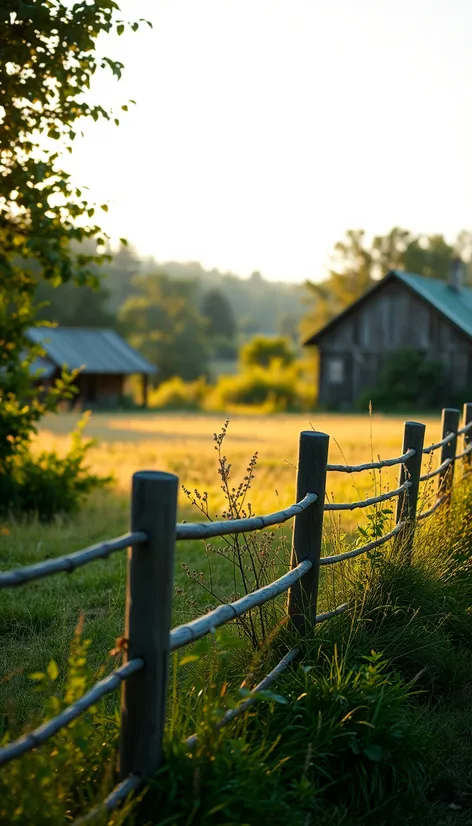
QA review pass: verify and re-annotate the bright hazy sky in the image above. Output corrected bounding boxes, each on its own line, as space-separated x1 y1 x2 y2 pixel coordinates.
68 0 472 283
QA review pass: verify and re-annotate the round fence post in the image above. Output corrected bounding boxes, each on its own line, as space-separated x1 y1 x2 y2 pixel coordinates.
287 430 329 634
463 402 472 470
119 471 178 780
394 421 425 561
438 408 461 502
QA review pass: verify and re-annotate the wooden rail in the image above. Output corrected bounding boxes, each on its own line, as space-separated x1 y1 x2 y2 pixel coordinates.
1 401 471 823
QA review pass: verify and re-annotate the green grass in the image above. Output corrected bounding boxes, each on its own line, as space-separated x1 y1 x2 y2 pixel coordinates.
1 413 471 825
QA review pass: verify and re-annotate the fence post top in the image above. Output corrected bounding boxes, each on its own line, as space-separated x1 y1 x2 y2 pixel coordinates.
300 429 329 440
403 421 426 430
442 408 461 415
132 470 179 484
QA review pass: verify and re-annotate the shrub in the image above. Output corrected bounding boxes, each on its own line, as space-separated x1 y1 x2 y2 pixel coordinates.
149 375 208 410
358 348 447 411
204 363 313 412
0 415 111 521
239 335 295 369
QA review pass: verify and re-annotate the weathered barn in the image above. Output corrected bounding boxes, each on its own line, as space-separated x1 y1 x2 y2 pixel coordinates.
303 268 472 409
28 327 157 408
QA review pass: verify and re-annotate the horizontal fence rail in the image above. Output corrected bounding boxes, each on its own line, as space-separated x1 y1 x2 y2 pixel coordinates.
327 448 416 474
73 774 143 826
0 658 144 768
423 431 457 455
455 443 472 461
185 647 300 750
1 402 471 825
314 602 349 622
170 560 312 651
324 481 411 512
320 523 405 565
417 495 447 521
458 420 472 436
420 457 453 482
0 532 146 589
175 493 317 540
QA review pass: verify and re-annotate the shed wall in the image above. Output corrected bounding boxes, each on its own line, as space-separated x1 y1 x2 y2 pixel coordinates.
317 280 472 407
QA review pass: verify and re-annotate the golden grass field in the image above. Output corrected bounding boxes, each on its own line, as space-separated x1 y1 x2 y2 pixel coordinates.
0 409 449 724
35 409 444 524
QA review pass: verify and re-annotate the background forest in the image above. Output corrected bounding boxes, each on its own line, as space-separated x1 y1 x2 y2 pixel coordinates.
33 227 472 413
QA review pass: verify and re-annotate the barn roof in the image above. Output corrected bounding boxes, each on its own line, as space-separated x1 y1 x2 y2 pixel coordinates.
27 328 157 376
304 270 472 345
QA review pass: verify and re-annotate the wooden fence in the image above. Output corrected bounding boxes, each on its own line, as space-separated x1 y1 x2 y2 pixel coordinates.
1 402 471 823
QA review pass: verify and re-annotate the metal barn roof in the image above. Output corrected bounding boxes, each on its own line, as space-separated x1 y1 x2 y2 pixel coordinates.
392 270 472 339
27 328 157 375
304 270 472 345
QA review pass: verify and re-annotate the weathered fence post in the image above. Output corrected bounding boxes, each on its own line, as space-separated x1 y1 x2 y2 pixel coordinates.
438 408 461 501
119 470 178 780
463 402 472 470
287 430 329 633
394 421 425 561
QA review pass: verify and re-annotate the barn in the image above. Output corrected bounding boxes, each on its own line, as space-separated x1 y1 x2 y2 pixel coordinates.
28 327 157 409
303 267 472 409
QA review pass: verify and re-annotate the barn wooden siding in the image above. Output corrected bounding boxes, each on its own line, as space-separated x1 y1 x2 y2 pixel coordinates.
317 280 472 408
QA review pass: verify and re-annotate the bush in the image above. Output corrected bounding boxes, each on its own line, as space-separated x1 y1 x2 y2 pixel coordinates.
239 335 295 369
149 375 208 411
0 415 111 521
358 348 449 411
204 363 313 412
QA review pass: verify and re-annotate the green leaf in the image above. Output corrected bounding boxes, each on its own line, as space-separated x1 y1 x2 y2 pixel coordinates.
47 660 59 681
117 23 124 35
349 737 361 755
100 204 108 212
178 654 200 667
29 672 45 682
364 744 383 762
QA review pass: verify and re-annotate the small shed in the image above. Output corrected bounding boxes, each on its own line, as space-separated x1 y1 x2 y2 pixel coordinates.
303 268 472 409
28 327 157 408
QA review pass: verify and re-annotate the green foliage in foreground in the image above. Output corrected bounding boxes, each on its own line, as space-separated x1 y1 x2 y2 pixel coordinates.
1 1 143 518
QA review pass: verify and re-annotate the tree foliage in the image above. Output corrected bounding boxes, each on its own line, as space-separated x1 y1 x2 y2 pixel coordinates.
201 288 237 339
239 335 295 369
35 277 114 328
0 1 146 515
301 227 472 339
119 273 209 381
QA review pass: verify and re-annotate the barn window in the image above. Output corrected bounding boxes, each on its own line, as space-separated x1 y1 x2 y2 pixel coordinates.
327 358 344 384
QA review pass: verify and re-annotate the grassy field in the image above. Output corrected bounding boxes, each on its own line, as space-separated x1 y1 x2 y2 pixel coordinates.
2 409 471 825
0 411 444 721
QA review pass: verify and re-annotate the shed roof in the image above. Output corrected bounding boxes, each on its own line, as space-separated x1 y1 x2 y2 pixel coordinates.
27 328 157 375
304 270 472 346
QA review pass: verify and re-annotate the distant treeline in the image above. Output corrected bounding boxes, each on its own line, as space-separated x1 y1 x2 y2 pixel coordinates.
34 227 471 385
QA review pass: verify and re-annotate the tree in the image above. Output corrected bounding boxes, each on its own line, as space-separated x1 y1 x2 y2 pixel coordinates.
35 277 114 328
239 335 295 369
104 242 143 312
201 289 237 339
119 273 209 381
301 227 472 339
0 2 147 515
